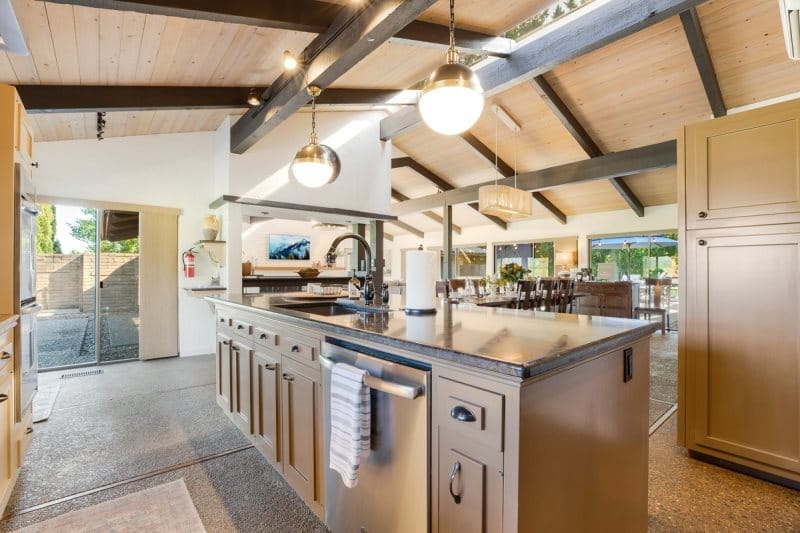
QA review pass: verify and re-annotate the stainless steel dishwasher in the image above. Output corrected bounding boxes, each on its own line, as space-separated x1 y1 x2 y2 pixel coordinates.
321 338 430 533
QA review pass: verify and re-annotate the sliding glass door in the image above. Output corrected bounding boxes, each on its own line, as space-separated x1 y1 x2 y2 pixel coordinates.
36 204 139 370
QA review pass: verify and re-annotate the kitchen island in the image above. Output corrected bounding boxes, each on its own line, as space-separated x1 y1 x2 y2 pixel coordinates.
207 293 658 532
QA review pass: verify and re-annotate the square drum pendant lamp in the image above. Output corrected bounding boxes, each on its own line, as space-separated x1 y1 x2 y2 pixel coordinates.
478 184 533 220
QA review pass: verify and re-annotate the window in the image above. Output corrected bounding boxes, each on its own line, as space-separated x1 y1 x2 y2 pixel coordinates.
494 242 555 277
431 245 488 278
589 233 678 279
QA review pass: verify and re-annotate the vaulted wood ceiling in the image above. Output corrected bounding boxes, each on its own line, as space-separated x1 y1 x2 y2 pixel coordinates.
1 0 797 235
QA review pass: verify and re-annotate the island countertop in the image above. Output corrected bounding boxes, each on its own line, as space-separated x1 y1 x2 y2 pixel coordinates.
207 293 658 379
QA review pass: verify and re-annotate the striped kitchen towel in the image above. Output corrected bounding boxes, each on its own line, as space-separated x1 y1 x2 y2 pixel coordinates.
329 362 371 489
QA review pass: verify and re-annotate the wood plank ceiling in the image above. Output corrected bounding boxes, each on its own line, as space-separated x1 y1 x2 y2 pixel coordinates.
0 0 796 234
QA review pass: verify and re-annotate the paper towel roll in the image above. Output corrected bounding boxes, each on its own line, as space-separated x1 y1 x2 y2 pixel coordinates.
406 315 437 343
405 250 437 312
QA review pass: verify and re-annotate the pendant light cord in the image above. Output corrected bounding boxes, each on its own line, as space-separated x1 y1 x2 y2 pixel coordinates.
447 0 458 64
494 109 499 184
310 90 318 145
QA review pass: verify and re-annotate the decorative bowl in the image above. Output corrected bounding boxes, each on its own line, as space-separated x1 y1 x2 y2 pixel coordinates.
297 269 320 278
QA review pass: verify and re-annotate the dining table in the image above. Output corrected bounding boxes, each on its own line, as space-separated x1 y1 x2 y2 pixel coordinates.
449 291 589 312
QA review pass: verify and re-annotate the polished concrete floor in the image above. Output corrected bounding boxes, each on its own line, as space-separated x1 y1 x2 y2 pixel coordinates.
0 336 797 532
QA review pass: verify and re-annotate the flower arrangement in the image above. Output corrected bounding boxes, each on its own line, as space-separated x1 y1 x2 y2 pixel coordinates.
499 263 530 285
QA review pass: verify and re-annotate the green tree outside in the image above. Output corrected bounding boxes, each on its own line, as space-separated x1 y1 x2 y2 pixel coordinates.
69 208 139 253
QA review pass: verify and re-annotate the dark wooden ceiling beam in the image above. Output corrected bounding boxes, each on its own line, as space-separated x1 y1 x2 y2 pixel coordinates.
459 131 567 224
679 7 726 118
17 85 419 113
380 0 707 140
391 141 676 215
391 188 462 234
44 0 512 56
391 157 507 230
230 0 437 153
530 75 645 217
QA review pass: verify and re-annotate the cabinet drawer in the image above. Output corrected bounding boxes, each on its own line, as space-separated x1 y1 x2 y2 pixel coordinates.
253 325 279 349
216 311 231 330
231 318 253 338
278 333 320 365
436 377 504 452
16 408 33 469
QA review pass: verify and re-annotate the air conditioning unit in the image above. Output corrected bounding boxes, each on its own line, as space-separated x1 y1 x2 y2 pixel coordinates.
779 0 800 60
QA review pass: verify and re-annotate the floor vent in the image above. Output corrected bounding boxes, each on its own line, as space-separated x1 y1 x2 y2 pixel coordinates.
60 369 103 380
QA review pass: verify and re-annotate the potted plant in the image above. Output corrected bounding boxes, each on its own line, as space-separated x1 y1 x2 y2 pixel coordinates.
499 263 530 291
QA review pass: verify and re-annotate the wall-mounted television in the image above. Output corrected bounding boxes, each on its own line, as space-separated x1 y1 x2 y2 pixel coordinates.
268 234 311 260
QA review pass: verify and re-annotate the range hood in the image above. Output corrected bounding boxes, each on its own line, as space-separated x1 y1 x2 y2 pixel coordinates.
209 195 397 226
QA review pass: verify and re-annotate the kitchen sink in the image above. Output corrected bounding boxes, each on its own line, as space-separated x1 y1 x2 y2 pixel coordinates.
275 302 359 317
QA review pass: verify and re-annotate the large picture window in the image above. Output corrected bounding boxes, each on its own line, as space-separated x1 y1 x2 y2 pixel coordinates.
589 232 678 279
494 242 555 277
431 245 487 278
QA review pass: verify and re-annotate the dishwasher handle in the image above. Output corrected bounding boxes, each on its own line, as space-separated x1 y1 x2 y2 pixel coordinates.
321 355 425 400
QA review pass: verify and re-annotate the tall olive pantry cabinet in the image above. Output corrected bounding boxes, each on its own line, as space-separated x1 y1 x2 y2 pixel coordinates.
678 98 800 484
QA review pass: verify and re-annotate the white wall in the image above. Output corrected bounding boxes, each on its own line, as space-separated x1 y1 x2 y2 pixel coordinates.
229 110 391 215
389 204 678 279
33 132 222 356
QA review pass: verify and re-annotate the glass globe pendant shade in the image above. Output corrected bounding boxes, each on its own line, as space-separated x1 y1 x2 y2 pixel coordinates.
478 184 533 220
290 141 341 188
419 62 484 135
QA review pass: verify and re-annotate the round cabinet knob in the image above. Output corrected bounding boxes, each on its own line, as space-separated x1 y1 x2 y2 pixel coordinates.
698 239 707 246
698 211 708 218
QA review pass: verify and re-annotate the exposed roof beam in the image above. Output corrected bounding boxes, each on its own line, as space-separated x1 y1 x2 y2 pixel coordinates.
391 189 462 234
679 8 726 118
530 75 644 217
380 0 707 140
391 141 677 215
230 0 437 153
459 132 567 224
17 85 419 113
384 232 394 242
388 219 425 238
391 157 507 230
44 0 513 56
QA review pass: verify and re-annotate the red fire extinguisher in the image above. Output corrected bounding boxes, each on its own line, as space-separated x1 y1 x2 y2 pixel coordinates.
182 249 196 278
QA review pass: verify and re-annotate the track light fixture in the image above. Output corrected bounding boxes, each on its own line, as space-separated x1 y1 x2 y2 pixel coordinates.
96 111 106 141
247 88 263 106
283 50 298 71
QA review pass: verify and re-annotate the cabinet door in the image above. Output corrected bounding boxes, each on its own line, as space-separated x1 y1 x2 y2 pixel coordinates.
686 230 800 473
231 341 252 433
686 100 800 229
252 350 280 465
216 333 232 411
437 430 502 533
0 375 11 501
280 358 319 503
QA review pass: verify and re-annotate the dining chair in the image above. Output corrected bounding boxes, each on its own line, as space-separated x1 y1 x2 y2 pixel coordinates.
447 279 467 294
537 278 560 311
556 279 576 313
633 277 672 333
515 280 536 310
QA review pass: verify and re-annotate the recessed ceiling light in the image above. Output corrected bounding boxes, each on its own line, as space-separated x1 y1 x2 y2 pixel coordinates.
247 88 262 106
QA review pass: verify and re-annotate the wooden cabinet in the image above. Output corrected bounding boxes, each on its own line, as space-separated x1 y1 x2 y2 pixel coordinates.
684 99 800 230
683 228 800 477
13 98 33 164
280 357 321 505
252 349 280 465
215 333 232 411
0 374 12 505
680 98 800 484
230 340 252 433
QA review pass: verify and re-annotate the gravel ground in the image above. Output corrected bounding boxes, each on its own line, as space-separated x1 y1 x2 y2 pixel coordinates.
39 312 139 368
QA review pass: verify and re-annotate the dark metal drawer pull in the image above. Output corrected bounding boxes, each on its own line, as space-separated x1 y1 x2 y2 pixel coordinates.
1 352 10 360
0 394 7 403
282 373 294 381
449 462 462 504
221 340 229 346
450 405 476 423
698 239 707 246
698 211 707 218
219 317 225 323
259 333 268 340
231 345 240 352
291 345 300 353
264 363 276 371
25 427 33 435
236 324 245 330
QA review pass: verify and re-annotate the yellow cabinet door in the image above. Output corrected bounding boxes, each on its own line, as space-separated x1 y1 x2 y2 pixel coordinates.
685 229 800 475
685 99 800 229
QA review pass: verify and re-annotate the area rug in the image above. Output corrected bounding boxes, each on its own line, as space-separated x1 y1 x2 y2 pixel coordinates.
13 479 206 533
32 382 60 423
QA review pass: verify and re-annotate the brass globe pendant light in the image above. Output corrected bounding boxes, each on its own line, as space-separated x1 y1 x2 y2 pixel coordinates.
290 85 341 188
418 0 484 135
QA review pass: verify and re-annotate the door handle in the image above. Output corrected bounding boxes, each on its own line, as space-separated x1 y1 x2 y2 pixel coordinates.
450 405 476 422
449 462 462 504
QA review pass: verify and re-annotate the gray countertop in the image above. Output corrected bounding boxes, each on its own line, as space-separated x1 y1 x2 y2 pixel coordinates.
207 293 658 380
